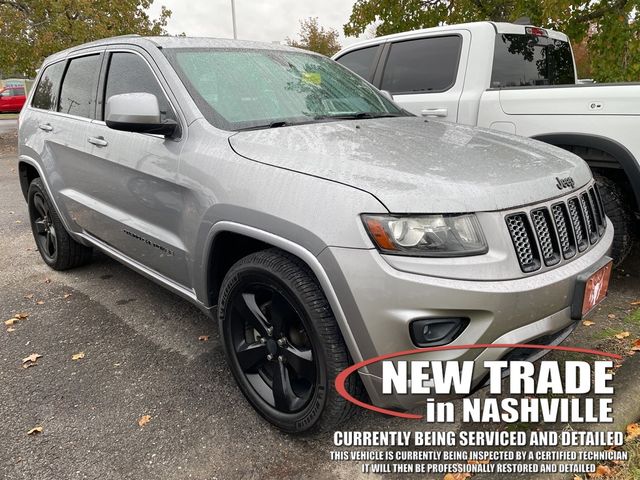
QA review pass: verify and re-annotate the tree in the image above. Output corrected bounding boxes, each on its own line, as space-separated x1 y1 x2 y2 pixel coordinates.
344 0 640 82
0 0 172 77
287 17 342 57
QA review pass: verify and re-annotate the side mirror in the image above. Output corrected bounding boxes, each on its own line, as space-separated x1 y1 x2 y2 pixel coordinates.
105 93 178 137
380 90 394 101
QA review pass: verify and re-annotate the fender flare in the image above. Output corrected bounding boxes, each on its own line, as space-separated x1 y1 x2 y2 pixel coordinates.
201 221 365 365
532 133 640 209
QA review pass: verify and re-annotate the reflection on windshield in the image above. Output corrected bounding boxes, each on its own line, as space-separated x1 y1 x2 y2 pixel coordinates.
164 48 406 130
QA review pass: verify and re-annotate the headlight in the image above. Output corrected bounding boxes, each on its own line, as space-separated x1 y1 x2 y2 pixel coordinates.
362 214 488 257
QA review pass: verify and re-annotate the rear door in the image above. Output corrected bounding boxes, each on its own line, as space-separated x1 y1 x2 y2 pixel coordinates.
82 48 189 287
375 33 469 122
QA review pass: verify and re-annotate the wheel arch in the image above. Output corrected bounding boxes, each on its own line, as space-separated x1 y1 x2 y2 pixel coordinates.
202 221 364 366
532 133 640 211
18 159 40 201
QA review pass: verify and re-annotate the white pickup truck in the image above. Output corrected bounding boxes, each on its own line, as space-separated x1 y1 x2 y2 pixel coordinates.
334 21 640 263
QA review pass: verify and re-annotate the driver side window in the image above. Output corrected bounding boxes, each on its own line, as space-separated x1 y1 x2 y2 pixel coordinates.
103 52 177 122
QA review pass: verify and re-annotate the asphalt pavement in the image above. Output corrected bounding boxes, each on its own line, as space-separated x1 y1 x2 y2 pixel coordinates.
0 118 18 135
1 124 638 480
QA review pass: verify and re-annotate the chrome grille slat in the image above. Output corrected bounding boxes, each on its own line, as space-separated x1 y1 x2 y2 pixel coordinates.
506 184 606 273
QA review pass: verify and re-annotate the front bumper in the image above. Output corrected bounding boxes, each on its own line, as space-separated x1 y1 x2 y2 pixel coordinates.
318 219 613 411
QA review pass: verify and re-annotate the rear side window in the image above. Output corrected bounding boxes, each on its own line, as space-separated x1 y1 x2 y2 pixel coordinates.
32 62 65 110
103 52 176 122
58 55 101 118
381 36 462 94
335 46 378 81
491 34 575 87
14 88 25 96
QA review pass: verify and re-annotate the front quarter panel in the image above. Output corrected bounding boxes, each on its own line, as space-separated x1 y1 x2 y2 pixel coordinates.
179 120 387 304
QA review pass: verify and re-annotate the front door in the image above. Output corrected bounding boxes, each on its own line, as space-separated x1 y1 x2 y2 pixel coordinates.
82 49 189 287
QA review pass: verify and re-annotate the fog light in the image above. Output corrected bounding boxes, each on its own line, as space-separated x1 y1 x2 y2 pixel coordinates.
410 318 469 347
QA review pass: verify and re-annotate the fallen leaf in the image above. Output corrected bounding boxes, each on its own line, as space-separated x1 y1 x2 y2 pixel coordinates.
44 278 51 284
608 314 617 319
631 300 640 306
23 293 34 299
615 331 631 340
14 312 29 320
443 474 471 480
468 459 490 465
22 353 42 364
36 300 44 305
71 352 85 361
26 426 43 436
574 476 584 480
198 335 209 342
582 320 595 326
63 293 72 299
632 340 640 351
15 220 21 224
626 422 640 441
137 415 151 427
7 327 16 332
4 318 18 326
589 464 612 478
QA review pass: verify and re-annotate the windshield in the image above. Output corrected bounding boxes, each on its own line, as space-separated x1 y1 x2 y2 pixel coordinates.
491 34 576 88
163 48 407 130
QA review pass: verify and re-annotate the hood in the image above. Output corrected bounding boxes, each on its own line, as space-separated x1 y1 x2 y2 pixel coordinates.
229 117 592 213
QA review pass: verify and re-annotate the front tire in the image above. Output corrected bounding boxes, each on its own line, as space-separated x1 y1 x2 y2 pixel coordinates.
27 178 93 270
594 174 634 266
218 249 358 433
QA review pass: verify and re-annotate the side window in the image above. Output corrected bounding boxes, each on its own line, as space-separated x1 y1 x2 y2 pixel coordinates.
380 36 462 94
15 88 25 96
104 52 176 122
335 46 379 81
32 61 66 110
58 55 101 118
0 90 10 97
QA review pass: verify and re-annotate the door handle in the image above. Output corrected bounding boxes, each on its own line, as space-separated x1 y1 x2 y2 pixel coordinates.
421 108 448 117
88 136 108 147
38 123 53 132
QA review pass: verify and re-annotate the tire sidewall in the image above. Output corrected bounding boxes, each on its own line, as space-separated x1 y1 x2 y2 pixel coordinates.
219 262 330 433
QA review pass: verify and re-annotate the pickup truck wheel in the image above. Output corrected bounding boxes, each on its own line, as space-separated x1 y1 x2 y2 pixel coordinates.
594 174 634 266
27 178 93 270
218 249 359 433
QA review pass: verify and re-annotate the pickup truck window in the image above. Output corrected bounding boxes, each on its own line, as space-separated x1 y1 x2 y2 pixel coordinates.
165 48 405 131
335 46 378 81
32 61 65 110
380 36 462 94
491 34 575 88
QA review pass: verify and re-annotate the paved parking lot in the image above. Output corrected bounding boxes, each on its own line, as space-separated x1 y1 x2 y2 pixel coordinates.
1 126 638 480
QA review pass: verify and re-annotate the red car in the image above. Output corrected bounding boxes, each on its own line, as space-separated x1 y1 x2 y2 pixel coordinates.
0 86 26 113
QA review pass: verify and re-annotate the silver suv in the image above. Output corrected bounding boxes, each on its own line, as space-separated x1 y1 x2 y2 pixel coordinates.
18 36 613 433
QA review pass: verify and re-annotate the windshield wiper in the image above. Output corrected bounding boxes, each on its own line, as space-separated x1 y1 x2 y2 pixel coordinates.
236 120 293 131
314 112 406 121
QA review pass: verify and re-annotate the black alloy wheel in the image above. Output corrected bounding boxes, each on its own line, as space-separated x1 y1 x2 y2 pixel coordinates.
218 249 360 433
30 190 58 262
27 178 93 270
229 283 317 413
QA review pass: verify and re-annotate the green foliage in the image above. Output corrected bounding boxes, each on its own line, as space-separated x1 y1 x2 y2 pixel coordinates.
287 17 342 57
344 0 640 82
0 0 172 77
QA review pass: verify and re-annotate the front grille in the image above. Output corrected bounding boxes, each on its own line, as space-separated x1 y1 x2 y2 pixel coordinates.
506 184 606 273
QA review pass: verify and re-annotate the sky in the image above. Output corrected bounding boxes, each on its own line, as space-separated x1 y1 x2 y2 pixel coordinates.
148 0 364 47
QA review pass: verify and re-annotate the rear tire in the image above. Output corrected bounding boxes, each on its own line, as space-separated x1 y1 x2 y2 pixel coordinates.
218 248 360 433
594 174 634 266
27 178 93 270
